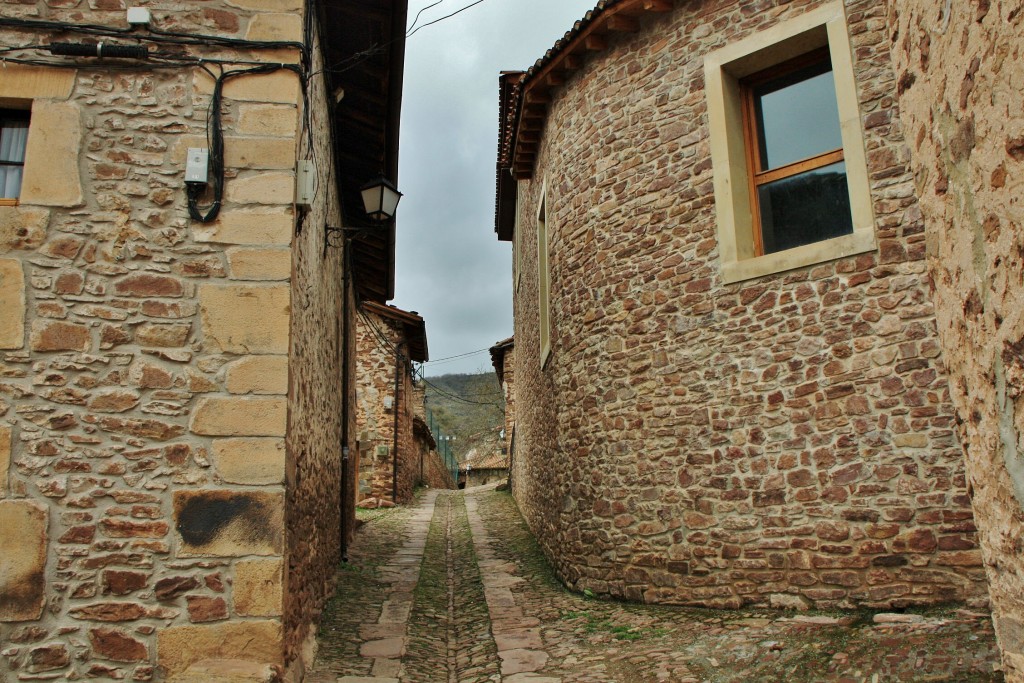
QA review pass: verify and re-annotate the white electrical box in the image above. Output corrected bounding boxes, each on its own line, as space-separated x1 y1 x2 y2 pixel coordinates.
126 7 151 25
185 148 209 184
296 160 315 206
383 397 394 409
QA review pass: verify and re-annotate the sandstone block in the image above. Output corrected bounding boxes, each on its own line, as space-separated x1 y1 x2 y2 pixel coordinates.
157 620 283 676
88 389 141 413
0 64 74 100
212 438 284 485
173 489 284 556
136 322 191 348
233 558 282 616
175 135 295 170
194 208 294 246
187 595 228 622
0 206 49 253
30 319 90 352
246 13 303 42
167 658 280 683
20 100 83 207
237 104 298 137
27 643 69 673
226 247 291 281
224 355 288 395
199 284 290 354
0 426 9 497
194 70 300 104
90 627 148 662
225 172 295 205
0 500 48 621
190 397 287 437
155 576 200 601
114 273 184 298
0 259 25 349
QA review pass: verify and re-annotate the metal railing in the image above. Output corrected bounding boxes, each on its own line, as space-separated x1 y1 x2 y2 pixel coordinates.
426 408 459 486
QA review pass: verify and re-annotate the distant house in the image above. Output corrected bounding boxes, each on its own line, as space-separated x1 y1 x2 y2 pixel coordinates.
356 301 452 504
493 0 985 611
460 447 510 489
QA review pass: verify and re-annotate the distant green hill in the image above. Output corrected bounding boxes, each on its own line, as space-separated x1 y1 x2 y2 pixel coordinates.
421 372 505 463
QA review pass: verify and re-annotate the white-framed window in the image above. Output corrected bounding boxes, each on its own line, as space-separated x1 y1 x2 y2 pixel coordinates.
704 1 876 284
0 110 30 204
537 180 551 368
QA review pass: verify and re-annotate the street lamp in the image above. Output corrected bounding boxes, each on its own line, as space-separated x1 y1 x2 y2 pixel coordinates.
323 176 403 252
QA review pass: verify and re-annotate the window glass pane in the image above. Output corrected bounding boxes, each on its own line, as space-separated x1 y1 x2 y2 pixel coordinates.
0 167 23 199
0 120 29 164
758 161 852 254
756 68 842 170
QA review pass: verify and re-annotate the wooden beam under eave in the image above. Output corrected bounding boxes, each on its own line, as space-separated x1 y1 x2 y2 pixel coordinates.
585 34 607 51
642 0 674 11
607 15 640 32
519 130 540 143
563 54 584 70
519 118 543 132
545 71 566 87
525 90 551 104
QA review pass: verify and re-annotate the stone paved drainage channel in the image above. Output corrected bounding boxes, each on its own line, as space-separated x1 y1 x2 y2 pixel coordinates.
308 487 1003 683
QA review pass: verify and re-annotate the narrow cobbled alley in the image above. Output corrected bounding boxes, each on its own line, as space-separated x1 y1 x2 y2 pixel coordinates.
307 486 1003 683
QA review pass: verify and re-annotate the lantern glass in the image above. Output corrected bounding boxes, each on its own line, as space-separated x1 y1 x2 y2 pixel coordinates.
361 176 402 222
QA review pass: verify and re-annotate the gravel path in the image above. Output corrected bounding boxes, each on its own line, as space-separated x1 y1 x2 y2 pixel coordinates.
308 486 1003 683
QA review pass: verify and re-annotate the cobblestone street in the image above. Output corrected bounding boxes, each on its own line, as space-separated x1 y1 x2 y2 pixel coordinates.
307 487 1004 683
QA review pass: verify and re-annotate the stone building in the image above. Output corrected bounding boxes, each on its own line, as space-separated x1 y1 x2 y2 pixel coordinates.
490 336 517 481
493 0 987 612
888 2 1024 679
0 0 408 680
356 301 452 505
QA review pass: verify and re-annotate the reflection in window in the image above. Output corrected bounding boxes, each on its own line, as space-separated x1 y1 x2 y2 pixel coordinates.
0 111 29 201
742 49 851 255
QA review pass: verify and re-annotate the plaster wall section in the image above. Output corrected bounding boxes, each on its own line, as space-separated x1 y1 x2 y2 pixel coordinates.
510 0 985 610
887 1 1024 678
0 0 325 678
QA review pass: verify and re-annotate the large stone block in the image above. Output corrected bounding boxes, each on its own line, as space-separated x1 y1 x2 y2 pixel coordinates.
194 70 300 104
226 247 291 281
198 284 290 354
0 426 9 497
157 620 282 676
225 0 301 11
20 100 83 207
174 135 296 170
0 206 49 253
0 259 24 349
193 208 294 246
190 396 287 437
233 558 283 616
224 172 295 205
30 319 90 352
0 64 74 100
246 13 303 42
237 105 298 137
225 355 288 395
0 500 48 621
211 438 284 485
173 490 283 556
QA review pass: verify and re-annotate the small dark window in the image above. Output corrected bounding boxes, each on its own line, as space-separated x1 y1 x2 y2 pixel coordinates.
0 110 30 202
741 49 852 255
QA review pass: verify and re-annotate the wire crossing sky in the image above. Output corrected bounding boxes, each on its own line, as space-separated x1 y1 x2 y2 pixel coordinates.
393 0 597 376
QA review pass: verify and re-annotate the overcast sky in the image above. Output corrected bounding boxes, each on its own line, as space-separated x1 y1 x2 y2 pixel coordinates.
392 0 596 377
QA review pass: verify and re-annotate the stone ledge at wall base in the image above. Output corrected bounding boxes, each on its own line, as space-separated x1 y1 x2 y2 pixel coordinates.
166 659 281 683
357 497 397 509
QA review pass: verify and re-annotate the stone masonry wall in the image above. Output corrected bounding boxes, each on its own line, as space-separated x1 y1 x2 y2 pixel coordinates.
510 0 987 610
355 308 417 504
0 0 337 678
887 1 1024 678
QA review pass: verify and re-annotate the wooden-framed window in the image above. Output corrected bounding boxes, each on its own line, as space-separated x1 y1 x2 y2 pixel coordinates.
740 48 852 256
704 2 876 284
0 110 30 205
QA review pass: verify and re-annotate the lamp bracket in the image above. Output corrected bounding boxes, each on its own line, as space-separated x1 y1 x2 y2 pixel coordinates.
323 224 376 255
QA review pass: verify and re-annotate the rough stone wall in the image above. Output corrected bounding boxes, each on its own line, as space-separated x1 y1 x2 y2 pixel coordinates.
355 309 417 503
501 345 516 460
510 0 986 610
0 1 339 679
887 1 1024 677
281 17 348 673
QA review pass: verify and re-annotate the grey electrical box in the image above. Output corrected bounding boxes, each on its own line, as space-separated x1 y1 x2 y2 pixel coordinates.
185 148 209 184
296 160 314 206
